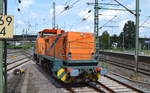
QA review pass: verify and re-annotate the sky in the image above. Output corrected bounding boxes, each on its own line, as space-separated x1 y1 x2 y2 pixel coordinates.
7 0 150 37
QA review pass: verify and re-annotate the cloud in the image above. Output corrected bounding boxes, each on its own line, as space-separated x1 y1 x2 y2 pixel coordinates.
19 0 35 10
16 20 24 25
30 12 38 19
139 22 150 37
118 20 127 31
99 10 119 20
141 0 150 9
70 25 93 33
77 26 91 32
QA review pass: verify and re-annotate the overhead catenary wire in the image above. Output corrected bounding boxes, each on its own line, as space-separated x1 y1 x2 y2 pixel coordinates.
140 16 150 27
69 12 93 31
70 15 92 31
66 0 93 29
64 0 72 5
56 0 82 16
113 0 135 15
99 15 117 29
70 1 119 32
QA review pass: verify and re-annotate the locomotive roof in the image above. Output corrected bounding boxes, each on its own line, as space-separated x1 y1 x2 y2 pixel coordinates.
39 29 65 34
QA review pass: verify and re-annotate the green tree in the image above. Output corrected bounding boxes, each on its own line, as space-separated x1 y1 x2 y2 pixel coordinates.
118 32 124 48
101 31 110 49
123 20 136 49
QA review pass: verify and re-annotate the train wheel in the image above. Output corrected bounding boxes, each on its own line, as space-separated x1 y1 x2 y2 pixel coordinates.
33 54 36 60
65 77 74 83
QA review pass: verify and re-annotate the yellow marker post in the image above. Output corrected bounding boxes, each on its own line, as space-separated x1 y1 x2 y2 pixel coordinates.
0 15 14 38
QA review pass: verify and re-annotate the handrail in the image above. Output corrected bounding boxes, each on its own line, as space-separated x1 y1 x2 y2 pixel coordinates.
60 54 95 57
67 41 95 43
68 47 96 49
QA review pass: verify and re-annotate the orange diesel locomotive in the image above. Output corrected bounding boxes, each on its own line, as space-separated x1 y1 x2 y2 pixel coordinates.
34 29 101 83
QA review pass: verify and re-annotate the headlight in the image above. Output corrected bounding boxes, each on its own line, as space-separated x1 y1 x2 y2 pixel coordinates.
67 69 79 76
95 67 101 72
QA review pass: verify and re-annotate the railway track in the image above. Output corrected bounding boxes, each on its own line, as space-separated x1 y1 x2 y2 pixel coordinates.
98 75 144 93
7 59 31 72
64 82 105 93
7 49 32 59
7 50 33 72
63 76 144 93
7 57 29 65
102 58 150 76
7 50 22 54
61 74 144 93
109 71 150 86
7 53 23 59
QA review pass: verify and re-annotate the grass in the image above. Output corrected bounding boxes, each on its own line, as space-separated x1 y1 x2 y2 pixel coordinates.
101 48 150 56
129 72 144 81
7 43 34 50
140 50 150 55
99 61 111 70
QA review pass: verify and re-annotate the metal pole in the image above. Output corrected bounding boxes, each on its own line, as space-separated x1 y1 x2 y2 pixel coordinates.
148 38 150 51
0 42 3 93
0 0 4 93
135 0 140 72
123 32 125 50
3 39 7 93
52 2 56 29
94 0 99 53
26 28 28 43
4 0 7 92
4 0 7 15
109 36 110 49
23 29 24 45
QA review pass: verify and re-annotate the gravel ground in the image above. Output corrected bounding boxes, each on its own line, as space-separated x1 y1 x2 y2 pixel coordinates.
7 49 66 93
99 53 150 92
7 74 25 93
20 62 66 93
103 62 150 93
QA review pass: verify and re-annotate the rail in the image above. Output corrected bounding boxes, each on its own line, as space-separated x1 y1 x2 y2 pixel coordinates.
102 58 150 76
97 75 144 93
7 50 33 72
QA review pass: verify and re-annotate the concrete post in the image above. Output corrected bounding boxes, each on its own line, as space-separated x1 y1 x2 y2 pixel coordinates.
135 0 140 72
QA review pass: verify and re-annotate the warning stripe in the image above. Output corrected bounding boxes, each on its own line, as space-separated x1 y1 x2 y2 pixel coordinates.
57 68 65 77
61 74 67 81
97 73 101 79
50 34 62 49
